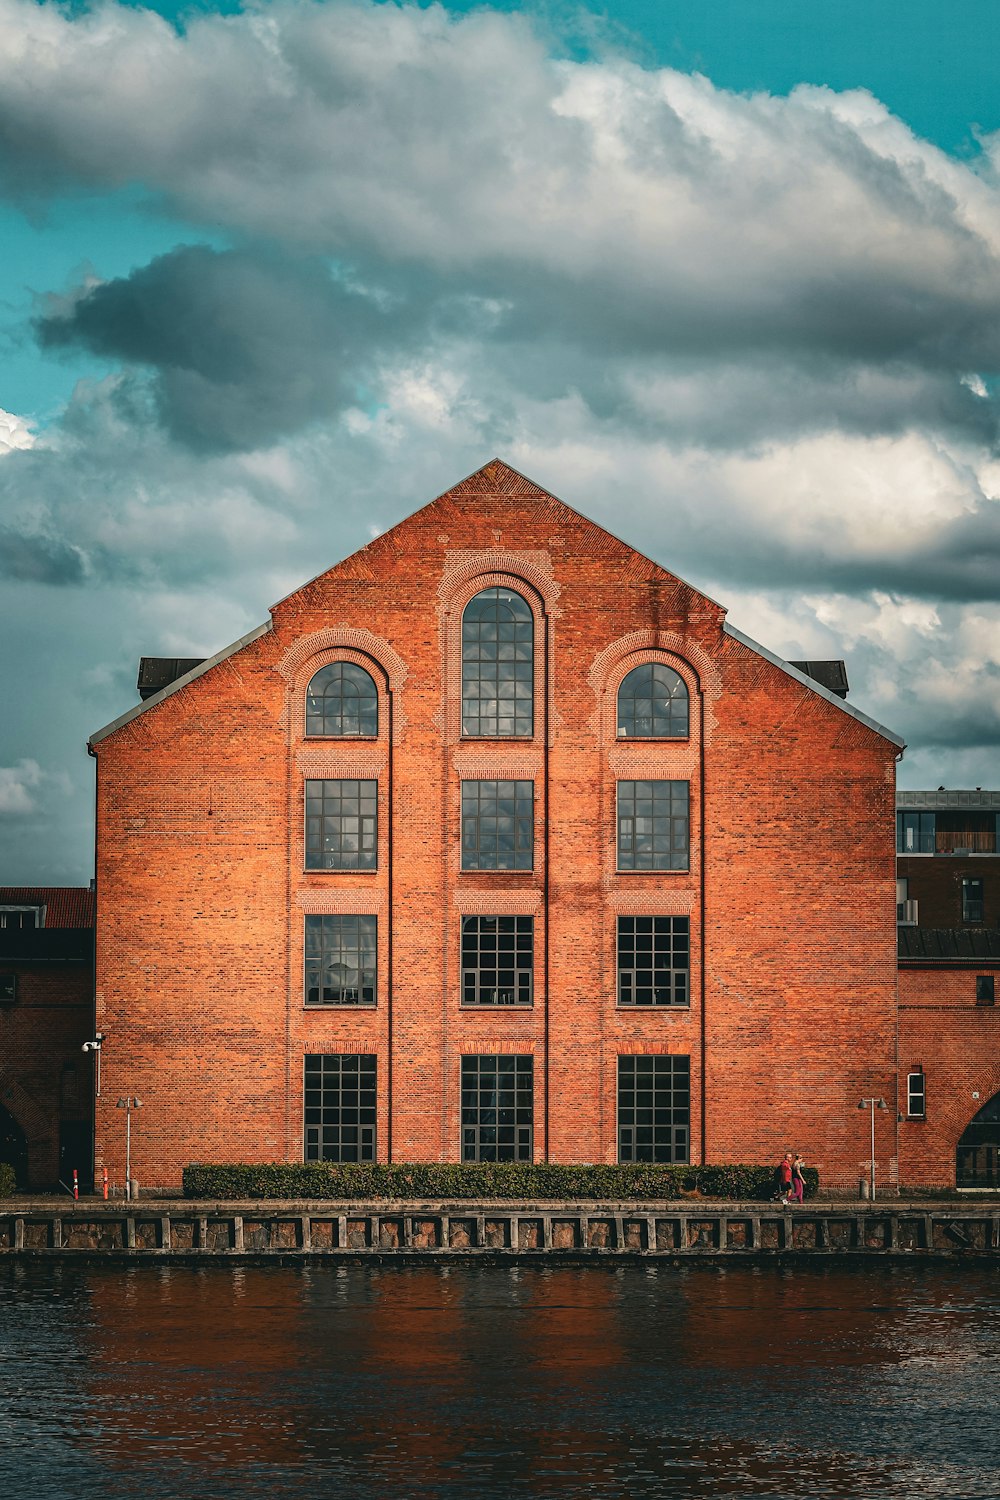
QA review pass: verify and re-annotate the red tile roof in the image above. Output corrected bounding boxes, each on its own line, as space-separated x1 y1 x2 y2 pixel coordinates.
0 887 95 928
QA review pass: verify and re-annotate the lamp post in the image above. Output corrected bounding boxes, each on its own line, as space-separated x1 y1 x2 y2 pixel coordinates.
858 1097 888 1200
116 1096 142 1200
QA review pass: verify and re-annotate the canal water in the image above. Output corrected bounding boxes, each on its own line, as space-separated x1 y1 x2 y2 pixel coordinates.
2 1261 999 1498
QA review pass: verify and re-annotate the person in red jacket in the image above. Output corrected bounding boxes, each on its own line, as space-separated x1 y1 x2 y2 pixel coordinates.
777 1152 793 1204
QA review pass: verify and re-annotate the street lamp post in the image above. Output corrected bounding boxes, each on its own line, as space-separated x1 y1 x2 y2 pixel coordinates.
858 1097 888 1200
116 1096 142 1200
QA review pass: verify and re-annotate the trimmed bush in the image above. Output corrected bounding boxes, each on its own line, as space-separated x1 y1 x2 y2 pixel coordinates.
183 1161 819 1202
0 1162 16 1198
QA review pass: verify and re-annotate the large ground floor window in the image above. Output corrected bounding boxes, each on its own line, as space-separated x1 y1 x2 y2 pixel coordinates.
304 1053 376 1162
957 1089 1000 1188
618 1055 690 1163
461 1054 533 1161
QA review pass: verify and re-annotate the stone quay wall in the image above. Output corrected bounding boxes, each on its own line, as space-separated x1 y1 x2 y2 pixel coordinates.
2 1200 999 1259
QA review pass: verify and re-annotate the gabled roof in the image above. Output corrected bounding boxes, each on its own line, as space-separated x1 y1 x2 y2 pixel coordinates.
88 459 905 751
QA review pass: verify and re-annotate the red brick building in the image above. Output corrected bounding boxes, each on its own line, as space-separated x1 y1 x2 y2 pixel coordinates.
0 887 95 1189
89 461 905 1192
896 791 1000 1188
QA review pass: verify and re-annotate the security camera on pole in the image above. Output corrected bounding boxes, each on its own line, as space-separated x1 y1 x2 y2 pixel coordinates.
116 1096 142 1201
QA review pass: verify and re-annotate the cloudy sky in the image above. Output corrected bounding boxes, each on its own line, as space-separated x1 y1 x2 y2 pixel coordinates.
2 0 1000 883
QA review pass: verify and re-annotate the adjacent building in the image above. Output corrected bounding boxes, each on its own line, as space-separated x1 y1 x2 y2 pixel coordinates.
896 791 1000 1188
0 887 95 1190
87 461 905 1192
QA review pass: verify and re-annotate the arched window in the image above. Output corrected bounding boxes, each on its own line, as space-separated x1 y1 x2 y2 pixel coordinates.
462 587 533 737
617 663 689 739
306 662 378 737
957 1090 1000 1188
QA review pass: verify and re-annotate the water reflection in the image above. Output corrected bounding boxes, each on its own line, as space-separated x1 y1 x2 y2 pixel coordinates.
1 1261 999 1498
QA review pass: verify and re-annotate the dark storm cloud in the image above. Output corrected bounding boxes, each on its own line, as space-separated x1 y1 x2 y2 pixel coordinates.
34 246 407 452
0 524 86 584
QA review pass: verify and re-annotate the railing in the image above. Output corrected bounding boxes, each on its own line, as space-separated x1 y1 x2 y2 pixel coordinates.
896 900 918 926
936 831 997 853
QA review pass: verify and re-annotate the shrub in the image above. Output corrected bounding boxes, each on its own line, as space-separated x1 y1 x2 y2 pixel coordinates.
183 1161 819 1202
0 1162 16 1198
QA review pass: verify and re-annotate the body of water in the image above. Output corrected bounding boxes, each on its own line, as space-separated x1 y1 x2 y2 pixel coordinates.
1 1260 998 1498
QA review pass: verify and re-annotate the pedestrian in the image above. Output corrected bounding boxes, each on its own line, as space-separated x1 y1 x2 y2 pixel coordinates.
776 1151 793 1204
791 1154 806 1204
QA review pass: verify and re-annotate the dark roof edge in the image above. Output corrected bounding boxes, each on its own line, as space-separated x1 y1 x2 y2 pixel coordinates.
88 622 272 748
722 622 906 748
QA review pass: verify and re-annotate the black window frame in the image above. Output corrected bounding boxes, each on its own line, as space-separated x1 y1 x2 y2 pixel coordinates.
617 1055 690 1163
962 877 984 924
305 662 379 738
461 780 534 871
617 916 690 1006
461 587 534 739
461 1054 533 1162
907 1070 926 1120
617 781 690 872
303 1053 377 1163
461 916 533 1006
304 914 377 1007
305 779 378 871
617 662 689 739
896 811 936 853
976 975 996 1005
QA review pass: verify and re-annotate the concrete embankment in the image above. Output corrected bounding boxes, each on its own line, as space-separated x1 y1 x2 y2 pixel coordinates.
3 1199 1000 1259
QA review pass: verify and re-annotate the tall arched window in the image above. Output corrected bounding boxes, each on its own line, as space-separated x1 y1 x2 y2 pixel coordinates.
306 662 378 737
617 663 689 739
462 588 533 737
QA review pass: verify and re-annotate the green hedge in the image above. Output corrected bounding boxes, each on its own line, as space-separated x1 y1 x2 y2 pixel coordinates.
183 1161 819 1202
0 1162 16 1198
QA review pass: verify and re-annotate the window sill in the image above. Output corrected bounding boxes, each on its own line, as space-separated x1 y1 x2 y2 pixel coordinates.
615 868 691 876
616 1004 691 1012
304 1003 378 1011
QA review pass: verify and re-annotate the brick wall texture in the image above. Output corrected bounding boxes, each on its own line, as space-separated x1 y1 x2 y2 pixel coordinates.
91 461 904 1190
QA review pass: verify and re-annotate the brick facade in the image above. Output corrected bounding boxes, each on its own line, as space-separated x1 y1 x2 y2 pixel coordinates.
90 462 902 1191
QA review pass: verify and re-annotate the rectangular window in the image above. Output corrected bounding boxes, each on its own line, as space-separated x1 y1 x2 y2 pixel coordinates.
304 915 376 1006
461 1054 533 1161
0 907 41 929
617 916 689 1006
461 780 533 871
305 780 377 870
618 1055 690 1163
976 975 996 1005
896 811 936 853
461 916 533 1005
617 781 689 871
304 1053 376 1162
962 878 984 924
907 1071 926 1119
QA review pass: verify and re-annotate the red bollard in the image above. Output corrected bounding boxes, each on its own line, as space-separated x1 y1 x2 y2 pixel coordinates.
72 1168 79 1201
102 1166 109 1201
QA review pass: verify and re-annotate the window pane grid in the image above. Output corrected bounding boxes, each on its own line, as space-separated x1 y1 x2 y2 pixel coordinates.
304 1053 376 1162
462 916 533 1005
461 588 534 738
963 879 984 923
618 1055 690 1163
618 916 689 1005
305 780 377 870
907 1071 926 1119
461 1055 533 1161
306 662 378 737
617 781 689 871
617 663 689 738
461 780 534 870
305 914 376 1006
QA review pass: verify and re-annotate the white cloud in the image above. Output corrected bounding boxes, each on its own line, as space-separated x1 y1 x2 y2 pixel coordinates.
0 409 34 455
0 758 71 815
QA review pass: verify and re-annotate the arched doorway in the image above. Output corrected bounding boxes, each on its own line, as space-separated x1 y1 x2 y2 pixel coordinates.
957 1092 1000 1188
0 1103 28 1189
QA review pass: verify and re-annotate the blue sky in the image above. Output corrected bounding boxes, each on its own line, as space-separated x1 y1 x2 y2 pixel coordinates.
2 0 1000 879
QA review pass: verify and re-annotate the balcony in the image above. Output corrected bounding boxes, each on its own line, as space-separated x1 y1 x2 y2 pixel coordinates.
896 899 919 926
935 830 997 854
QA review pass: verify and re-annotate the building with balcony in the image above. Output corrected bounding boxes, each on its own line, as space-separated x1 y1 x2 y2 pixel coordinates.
86 461 906 1193
897 790 1000 1188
